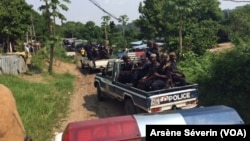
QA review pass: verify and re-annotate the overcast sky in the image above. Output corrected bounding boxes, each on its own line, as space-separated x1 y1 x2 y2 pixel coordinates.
25 0 249 26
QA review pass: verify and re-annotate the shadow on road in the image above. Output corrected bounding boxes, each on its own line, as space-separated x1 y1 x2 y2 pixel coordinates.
82 94 125 118
77 67 101 75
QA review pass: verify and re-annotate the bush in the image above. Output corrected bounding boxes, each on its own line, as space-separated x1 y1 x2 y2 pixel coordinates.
178 44 250 123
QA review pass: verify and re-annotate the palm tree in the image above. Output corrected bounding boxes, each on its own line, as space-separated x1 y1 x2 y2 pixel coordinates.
39 0 69 35
101 15 111 46
119 15 129 49
119 15 129 39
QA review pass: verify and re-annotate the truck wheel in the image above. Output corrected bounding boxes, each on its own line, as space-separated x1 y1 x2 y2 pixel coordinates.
81 61 84 69
97 85 104 101
86 67 93 74
124 99 137 115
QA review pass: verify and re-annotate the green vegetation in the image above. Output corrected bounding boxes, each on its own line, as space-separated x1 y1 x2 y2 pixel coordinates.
178 42 250 123
0 73 74 141
0 41 76 141
0 0 250 140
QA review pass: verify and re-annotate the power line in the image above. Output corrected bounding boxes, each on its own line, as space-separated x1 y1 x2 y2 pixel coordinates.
88 0 120 21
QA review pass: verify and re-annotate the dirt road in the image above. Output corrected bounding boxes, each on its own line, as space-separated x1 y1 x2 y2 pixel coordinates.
52 57 125 134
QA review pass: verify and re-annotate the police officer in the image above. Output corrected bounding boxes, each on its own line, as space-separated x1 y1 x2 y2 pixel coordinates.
132 54 151 88
169 52 186 86
118 55 134 84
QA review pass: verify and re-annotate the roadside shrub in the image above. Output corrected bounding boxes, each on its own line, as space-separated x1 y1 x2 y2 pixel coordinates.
178 43 250 123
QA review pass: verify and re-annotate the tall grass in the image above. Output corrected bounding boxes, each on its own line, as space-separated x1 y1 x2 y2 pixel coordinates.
0 37 79 140
0 73 74 141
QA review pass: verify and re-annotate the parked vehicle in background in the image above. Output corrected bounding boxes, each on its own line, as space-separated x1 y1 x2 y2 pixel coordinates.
116 48 146 59
81 57 110 73
80 48 110 73
63 38 76 51
62 38 87 52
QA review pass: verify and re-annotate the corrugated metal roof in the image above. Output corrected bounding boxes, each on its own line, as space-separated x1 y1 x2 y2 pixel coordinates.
0 55 27 75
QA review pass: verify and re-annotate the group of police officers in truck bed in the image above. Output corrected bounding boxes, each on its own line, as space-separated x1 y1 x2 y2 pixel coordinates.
118 40 186 91
78 39 186 91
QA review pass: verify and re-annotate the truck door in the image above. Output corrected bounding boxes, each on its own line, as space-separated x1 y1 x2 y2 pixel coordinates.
103 62 114 90
111 62 127 98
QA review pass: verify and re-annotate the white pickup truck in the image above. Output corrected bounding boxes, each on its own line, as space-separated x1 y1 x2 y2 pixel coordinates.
80 57 109 73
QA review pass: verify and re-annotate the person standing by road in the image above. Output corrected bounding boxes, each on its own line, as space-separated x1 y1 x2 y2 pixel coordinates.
85 41 96 68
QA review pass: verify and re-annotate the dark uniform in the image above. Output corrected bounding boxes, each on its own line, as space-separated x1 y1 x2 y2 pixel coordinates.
86 45 96 68
144 60 160 91
132 55 151 88
150 61 173 90
169 52 186 86
118 56 134 84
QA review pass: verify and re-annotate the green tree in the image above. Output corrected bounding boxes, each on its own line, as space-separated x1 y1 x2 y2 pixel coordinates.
138 0 165 39
109 21 118 46
164 0 199 56
119 15 129 48
184 0 222 55
85 21 96 40
39 0 70 35
39 0 70 73
0 0 32 52
101 15 111 46
225 5 250 44
137 0 221 56
28 9 48 42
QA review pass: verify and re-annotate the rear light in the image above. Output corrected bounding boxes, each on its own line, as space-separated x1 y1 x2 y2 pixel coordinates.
59 105 244 141
151 107 161 113
62 115 141 141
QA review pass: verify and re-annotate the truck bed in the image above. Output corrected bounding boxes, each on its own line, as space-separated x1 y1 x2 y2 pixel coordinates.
81 58 109 69
94 59 199 114
114 81 198 97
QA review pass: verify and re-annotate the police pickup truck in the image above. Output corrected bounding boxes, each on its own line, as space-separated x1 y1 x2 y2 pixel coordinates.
94 59 199 114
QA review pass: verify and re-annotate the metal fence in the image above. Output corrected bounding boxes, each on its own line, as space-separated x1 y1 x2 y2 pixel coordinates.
0 55 27 75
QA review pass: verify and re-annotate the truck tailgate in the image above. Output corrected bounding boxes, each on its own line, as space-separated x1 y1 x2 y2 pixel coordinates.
148 85 199 112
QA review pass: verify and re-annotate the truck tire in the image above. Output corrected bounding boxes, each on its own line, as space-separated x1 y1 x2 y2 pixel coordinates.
124 99 137 115
97 85 104 101
80 60 84 69
86 67 93 74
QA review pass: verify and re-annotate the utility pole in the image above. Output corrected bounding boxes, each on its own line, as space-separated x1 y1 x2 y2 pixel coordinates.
31 14 36 41
104 24 108 46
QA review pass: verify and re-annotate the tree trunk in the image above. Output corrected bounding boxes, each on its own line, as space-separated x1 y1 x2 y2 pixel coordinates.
48 43 54 73
104 24 108 46
53 15 56 36
46 0 54 74
179 15 183 57
48 15 57 74
48 20 54 74
122 23 126 49
6 36 10 53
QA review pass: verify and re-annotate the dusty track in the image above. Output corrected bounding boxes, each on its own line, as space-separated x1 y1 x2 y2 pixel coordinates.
19 55 126 138
52 56 125 133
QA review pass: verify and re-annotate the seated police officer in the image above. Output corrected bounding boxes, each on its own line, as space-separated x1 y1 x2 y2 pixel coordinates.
118 55 134 84
132 55 151 88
